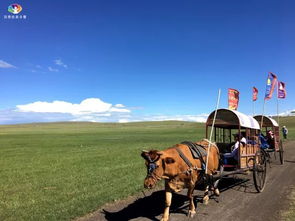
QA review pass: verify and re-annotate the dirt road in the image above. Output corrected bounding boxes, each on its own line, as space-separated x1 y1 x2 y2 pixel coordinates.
78 141 295 221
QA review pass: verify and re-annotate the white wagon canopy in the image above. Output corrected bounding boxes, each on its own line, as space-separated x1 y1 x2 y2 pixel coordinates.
253 115 279 127
206 108 260 130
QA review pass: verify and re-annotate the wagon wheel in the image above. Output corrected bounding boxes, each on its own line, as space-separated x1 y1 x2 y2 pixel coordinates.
279 139 284 165
253 149 267 193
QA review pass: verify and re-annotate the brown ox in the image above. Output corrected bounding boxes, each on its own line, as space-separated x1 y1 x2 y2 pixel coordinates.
141 139 220 221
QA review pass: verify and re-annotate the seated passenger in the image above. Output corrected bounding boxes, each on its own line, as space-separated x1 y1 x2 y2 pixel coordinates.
266 130 275 149
241 132 247 145
223 133 245 165
259 133 270 149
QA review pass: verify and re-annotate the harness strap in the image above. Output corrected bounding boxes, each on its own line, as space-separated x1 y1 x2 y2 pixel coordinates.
147 155 160 163
181 141 207 170
175 146 193 168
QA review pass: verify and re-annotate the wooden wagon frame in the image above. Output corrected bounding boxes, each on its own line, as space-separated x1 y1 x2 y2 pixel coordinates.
206 108 267 192
254 115 284 165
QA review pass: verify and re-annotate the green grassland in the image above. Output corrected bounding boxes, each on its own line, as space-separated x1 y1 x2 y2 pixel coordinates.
277 116 295 139
282 186 295 221
0 117 294 221
0 121 205 220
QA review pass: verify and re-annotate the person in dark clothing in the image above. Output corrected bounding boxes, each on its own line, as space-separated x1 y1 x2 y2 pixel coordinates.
266 130 275 149
282 126 288 139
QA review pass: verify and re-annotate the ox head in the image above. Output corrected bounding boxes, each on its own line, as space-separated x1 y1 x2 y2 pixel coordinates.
141 150 175 189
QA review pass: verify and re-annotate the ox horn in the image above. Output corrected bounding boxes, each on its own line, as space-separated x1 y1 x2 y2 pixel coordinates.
157 151 164 155
141 150 150 160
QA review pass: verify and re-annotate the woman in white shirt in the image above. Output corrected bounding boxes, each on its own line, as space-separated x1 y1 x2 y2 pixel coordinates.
224 133 246 164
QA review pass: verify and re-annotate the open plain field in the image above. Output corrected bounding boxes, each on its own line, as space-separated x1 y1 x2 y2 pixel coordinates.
0 121 204 220
0 117 294 221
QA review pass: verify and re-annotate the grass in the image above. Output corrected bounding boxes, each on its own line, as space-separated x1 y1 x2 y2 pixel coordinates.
277 116 295 140
0 117 294 221
0 121 204 220
281 187 295 221
272 116 295 221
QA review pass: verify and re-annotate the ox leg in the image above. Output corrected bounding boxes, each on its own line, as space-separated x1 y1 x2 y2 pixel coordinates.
187 185 196 218
161 190 172 221
209 175 220 196
213 177 221 196
203 185 209 205
161 182 172 221
214 187 220 196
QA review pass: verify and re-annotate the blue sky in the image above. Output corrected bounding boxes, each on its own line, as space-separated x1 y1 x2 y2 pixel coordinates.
0 0 294 124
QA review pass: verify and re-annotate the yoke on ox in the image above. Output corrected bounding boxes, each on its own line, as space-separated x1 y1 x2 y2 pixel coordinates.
141 139 219 221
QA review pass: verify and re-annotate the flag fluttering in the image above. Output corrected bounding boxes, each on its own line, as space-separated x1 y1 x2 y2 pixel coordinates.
265 72 277 100
278 81 286 99
253 87 258 101
228 88 239 110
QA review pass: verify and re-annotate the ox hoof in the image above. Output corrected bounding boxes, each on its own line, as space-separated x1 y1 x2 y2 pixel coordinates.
214 188 220 196
188 210 196 218
203 195 209 205
160 218 169 221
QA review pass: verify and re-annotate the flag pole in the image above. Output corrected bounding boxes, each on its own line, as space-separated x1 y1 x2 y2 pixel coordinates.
205 89 221 175
261 98 266 130
276 81 280 126
252 98 255 117
252 98 255 116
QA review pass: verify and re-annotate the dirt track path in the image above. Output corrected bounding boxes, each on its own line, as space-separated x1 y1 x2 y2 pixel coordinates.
77 141 295 221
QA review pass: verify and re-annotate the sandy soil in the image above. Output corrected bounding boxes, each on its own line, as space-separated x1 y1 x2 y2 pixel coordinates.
76 140 295 221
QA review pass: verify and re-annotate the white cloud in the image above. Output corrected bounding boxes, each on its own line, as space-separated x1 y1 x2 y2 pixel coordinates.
54 59 68 68
1 101 294 125
109 107 130 113
0 98 210 124
0 106 209 124
0 60 16 68
118 119 130 123
139 114 208 123
116 113 208 123
114 104 125 108
278 109 295 116
48 66 59 72
16 98 130 115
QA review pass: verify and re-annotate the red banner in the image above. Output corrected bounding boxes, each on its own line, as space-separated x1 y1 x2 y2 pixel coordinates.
278 81 286 99
228 88 239 110
253 87 258 101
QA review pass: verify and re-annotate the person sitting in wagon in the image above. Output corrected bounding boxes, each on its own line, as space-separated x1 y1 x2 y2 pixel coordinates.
241 132 247 144
259 133 269 149
223 133 246 165
259 131 275 149
266 130 275 149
